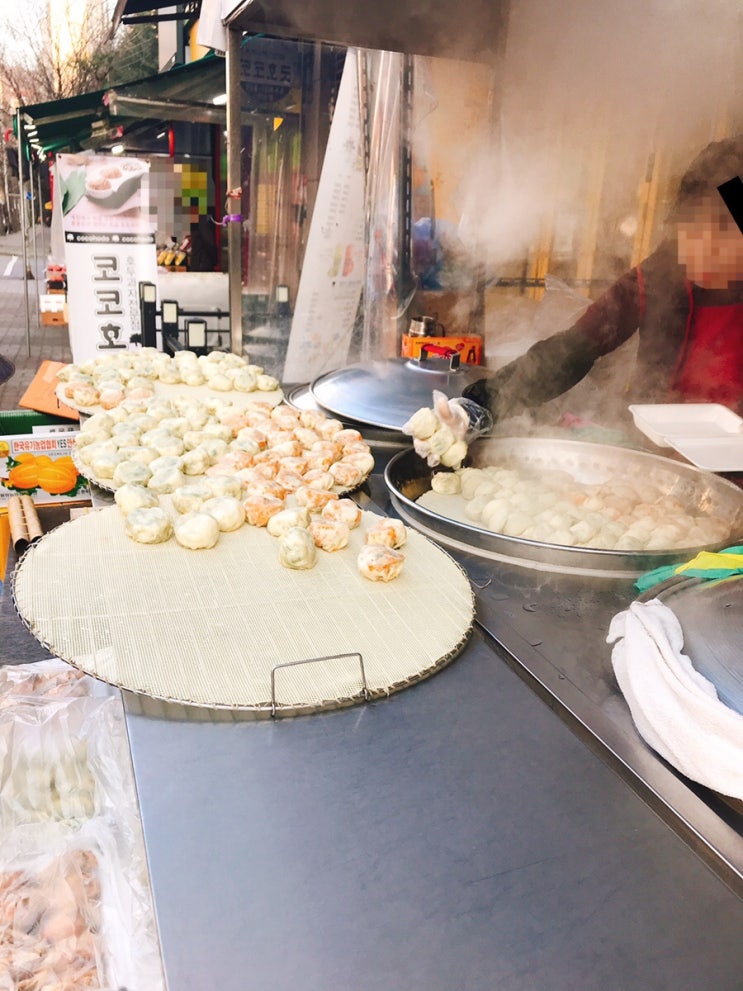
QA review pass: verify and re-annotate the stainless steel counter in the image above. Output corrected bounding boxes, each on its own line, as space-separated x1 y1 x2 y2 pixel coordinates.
3 480 743 990
120 474 743 990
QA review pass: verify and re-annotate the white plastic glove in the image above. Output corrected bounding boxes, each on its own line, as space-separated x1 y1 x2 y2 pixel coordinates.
403 390 492 468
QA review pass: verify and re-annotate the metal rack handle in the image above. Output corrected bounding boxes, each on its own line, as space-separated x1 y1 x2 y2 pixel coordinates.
270 652 368 717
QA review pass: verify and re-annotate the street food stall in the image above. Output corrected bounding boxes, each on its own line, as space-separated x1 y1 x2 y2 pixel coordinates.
1 0 743 987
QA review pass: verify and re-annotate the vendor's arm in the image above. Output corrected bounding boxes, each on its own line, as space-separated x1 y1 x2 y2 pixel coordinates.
464 266 643 420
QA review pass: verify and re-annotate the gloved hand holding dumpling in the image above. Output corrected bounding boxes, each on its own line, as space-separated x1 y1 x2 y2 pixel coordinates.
402 390 493 468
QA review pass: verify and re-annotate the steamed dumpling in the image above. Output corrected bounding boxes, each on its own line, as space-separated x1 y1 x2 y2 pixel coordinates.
114 483 159 516
125 507 173 544
266 507 311 538
278 527 317 570
174 511 220 550
201 496 245 532
430 472 461 495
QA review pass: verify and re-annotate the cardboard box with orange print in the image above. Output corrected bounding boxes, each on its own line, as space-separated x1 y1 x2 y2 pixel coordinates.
401 333 483 365
0 432 90 509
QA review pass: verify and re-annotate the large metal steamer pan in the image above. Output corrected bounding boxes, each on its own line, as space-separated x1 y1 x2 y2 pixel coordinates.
385 436 743 578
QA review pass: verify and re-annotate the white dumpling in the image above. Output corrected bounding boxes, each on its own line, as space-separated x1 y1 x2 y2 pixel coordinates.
182 368 207 387
487 468 520 490
158 416 190 438
644 524 686 550
80 412 114 435
181 448 211 476
148 466 186 494
144 399 175 422
202 422 234 443
464 497 489 523
183 430 209 451
149 455 183 475
197 438 229 461
110 430 141 450
403 407 439 440
206 474 242 500
569 519 600 546
256 373 279 391
459 468 489 501
430 472 461 495
232 369 258 392
171 481 214 514
174 511 220 550
481 498 510 533
89 450 122 479
152 432 185 457
201 496 245 532
614 533 646 551
439 440 468 469
125 445 159 467
73 430 110 450
502 511 530 537
157 364 182 385
267 507 311 538
112 460 152 488
278 527 317 569
472 480 497 502
206 372 232 391
427 424 456 459
114 483 159 516
125 507 173 544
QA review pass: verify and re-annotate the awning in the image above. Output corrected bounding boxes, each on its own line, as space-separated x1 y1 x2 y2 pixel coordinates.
111 0 202 37
17 53 225 157
222 0 508 62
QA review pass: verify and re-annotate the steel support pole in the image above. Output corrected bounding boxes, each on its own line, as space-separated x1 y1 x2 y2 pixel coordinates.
17 110 32 358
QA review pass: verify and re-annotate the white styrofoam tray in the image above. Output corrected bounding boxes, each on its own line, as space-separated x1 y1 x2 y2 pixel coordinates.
665 436 743 473
629 403 743 471
629 403 743 446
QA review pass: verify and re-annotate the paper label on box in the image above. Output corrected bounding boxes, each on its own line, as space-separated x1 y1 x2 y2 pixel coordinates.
32 423 78 435
0 433 90 507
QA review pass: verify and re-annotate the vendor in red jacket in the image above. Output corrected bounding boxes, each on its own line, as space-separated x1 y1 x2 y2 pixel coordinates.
463 136 743 420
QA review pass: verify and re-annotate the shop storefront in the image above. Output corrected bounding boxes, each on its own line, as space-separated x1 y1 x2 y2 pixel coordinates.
1 1 742 988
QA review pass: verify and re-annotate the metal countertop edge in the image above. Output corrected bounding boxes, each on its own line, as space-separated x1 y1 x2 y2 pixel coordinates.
472 604 743 898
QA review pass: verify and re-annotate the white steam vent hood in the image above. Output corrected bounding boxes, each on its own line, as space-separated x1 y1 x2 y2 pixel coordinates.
223 0 508 61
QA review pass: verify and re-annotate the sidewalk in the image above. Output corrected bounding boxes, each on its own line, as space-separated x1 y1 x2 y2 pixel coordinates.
0 227 72 412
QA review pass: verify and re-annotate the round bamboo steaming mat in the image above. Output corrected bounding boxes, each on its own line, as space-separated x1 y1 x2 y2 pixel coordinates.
12 508 474 716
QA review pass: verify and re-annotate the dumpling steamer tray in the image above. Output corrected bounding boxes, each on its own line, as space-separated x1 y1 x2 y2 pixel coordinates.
11 508 474 716
385 437 743 579
56 379 284 417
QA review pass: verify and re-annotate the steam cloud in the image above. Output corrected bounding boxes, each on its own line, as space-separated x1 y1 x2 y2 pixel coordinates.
455 0 743 272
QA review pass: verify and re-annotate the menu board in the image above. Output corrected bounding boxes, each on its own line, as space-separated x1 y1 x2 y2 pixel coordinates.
55 153 159 365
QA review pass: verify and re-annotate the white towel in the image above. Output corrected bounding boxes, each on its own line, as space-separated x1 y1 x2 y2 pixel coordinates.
607 598 743 800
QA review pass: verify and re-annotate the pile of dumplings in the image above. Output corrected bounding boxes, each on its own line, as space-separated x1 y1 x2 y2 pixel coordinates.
426 462 731 551
72 384 407 579
57 347 281 410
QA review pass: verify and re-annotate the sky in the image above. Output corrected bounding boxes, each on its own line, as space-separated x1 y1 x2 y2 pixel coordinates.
0 0 116 58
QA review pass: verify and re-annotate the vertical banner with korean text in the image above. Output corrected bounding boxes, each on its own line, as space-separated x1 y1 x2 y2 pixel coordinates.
56 154 158 364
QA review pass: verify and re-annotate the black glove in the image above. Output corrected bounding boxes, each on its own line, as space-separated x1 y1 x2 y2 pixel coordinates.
462 377 499 418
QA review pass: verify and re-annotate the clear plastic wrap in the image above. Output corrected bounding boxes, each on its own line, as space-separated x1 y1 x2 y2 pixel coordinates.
0 660 165 990
360 50 406 361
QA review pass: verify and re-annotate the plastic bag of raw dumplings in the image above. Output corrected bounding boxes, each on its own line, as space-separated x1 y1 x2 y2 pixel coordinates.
0 659 166 990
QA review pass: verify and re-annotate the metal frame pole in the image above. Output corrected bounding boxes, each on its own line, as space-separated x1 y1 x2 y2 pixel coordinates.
17 109 32 358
